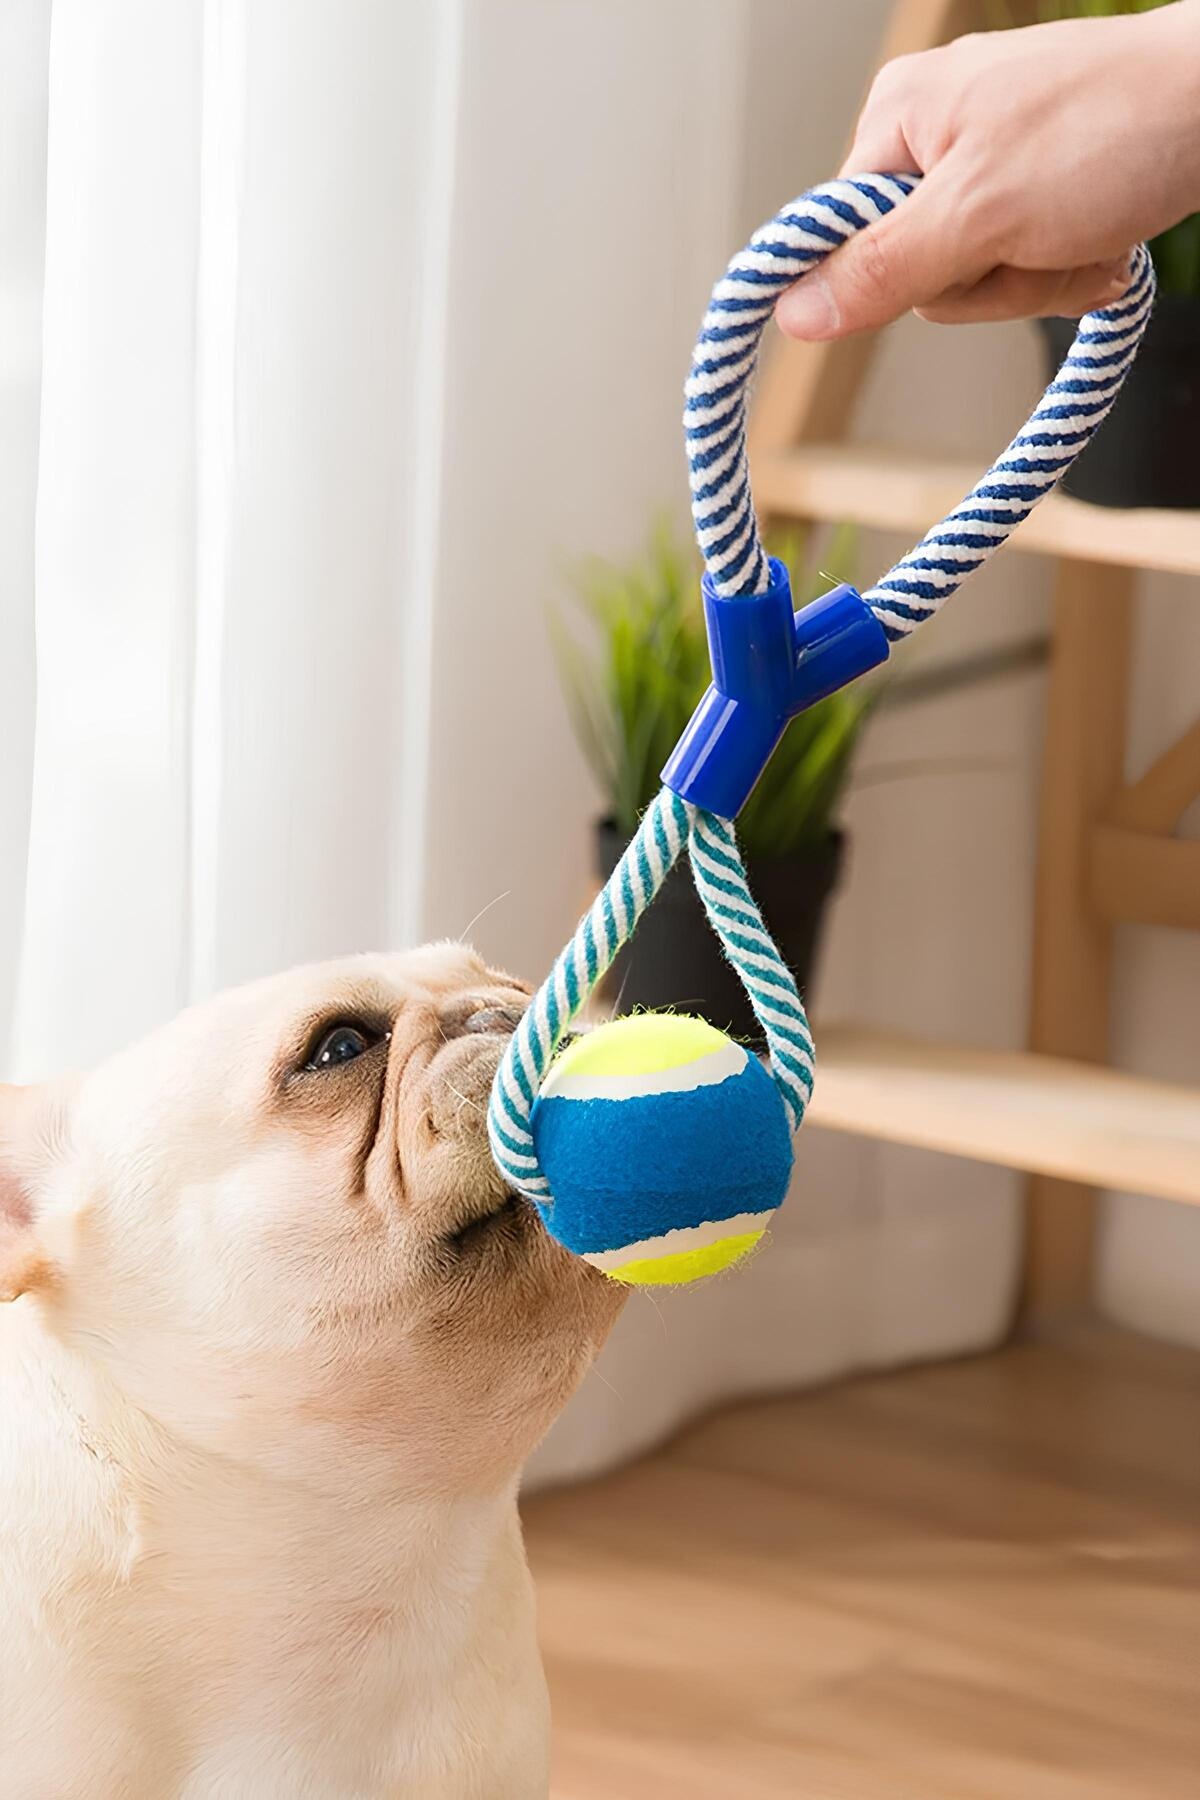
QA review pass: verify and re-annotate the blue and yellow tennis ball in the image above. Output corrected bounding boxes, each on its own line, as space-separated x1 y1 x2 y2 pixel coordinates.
530 1012 793 1285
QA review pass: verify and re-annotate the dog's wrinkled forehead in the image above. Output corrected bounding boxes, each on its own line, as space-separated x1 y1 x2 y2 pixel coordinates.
241 941 498 1032
228 942 500 1064
75 943 508 1149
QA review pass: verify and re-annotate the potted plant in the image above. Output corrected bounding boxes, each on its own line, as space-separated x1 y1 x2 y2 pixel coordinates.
553 524 1046 1041
1002 0 1200 508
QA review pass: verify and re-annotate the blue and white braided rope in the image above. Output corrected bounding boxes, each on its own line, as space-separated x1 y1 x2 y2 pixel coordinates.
489 172 1154 1204
686 807 813 1131
487 790 814 1201
488 788 689 1201
687 173 1154 625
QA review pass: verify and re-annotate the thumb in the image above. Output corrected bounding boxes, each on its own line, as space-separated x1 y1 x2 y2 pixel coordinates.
774 172 977 340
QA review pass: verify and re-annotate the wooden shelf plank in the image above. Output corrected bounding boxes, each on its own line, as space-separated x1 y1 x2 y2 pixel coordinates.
754 443 1200 578
1090 825 1200 933
808 1025 1200 1206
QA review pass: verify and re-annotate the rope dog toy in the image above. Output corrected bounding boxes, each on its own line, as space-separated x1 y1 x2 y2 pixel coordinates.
489 173 1154 1286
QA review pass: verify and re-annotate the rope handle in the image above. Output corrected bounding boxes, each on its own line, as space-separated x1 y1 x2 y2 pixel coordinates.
489 174 1154 1205
687 173 1153 619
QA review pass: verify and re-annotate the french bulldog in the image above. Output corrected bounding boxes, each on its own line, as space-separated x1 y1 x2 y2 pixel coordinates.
0 942 624 1798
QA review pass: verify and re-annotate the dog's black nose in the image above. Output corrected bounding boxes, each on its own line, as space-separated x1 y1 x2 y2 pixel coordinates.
462 1005 524 1035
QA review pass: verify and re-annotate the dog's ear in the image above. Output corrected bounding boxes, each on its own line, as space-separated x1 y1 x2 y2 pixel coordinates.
0 1084 61 1303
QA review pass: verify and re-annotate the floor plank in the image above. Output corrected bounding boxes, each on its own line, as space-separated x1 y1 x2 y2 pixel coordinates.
524 1328 1200 1799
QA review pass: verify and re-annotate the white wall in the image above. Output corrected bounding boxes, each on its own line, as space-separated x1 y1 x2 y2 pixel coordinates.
416 0 750 979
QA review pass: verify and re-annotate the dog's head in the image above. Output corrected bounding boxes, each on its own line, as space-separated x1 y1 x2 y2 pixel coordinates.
0 943 623 1495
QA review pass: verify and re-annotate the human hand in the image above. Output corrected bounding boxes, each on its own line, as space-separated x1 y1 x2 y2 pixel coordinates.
776 4 1200 339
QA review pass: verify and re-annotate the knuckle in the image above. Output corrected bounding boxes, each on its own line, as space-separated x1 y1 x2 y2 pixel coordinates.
955 169 1012 261
943 31 994 81
866 51 914 105
847 224 906 313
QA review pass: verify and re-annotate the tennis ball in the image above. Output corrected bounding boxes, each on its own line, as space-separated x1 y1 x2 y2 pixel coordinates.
530 1012 793 1286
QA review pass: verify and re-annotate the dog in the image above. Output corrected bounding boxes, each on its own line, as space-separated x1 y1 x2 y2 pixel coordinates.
0 942 624 1798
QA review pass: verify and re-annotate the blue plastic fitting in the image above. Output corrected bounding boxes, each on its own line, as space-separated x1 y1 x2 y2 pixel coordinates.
661 557 890 819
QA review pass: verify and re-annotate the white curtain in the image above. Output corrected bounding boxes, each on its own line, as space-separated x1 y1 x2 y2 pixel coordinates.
0 1 48 1052
4 0 1032 1482
8 0 464 1075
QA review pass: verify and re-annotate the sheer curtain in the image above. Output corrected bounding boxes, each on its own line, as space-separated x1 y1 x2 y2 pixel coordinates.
0 1 47 1056
3 0 1026 1483
3 0 753 1072
9 0 462 1075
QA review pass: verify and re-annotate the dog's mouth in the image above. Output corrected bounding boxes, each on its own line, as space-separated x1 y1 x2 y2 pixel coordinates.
422 1000 524 1083
434 1002 526 1054
415 1002 532 1254
442 1188 527 1254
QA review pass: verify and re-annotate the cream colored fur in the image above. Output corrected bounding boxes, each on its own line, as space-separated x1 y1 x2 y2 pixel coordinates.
0 944 623 1798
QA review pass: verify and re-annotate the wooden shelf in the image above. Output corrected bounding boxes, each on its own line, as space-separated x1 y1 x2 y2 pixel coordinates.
808 1025 1200 1207
753 442 1200 579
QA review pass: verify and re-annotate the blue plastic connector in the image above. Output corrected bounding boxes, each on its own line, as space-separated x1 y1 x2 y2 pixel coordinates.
661 557 890 819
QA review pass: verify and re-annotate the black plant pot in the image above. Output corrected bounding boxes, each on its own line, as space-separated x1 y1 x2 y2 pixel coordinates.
1039 296 1200 509
594 818 843 1046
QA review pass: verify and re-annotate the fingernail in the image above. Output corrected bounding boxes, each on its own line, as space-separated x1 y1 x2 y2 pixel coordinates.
776 270 840 340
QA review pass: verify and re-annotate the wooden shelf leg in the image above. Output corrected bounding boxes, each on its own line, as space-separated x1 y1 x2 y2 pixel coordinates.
1022 559 1134 1323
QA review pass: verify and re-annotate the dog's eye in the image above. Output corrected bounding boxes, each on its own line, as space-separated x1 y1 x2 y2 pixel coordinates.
304 1022 387 1072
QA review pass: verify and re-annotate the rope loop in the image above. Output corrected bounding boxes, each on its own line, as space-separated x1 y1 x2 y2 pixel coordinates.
489 174 1154 1204
687 172 1154 637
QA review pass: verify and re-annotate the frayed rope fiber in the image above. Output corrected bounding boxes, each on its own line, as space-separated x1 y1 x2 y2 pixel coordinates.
489 173 1154 1208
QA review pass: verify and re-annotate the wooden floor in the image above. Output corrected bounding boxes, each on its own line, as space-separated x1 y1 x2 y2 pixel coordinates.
524 1328 1200 1799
